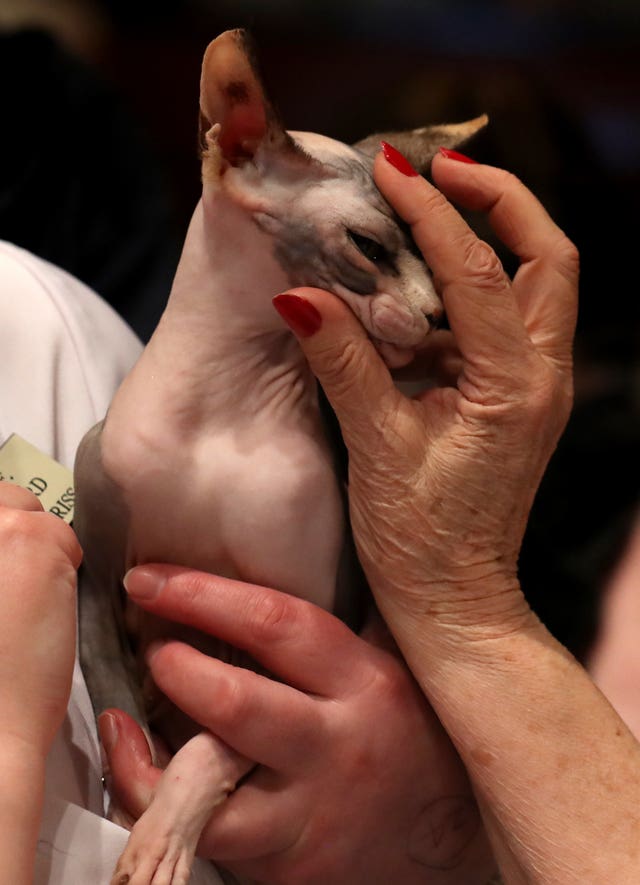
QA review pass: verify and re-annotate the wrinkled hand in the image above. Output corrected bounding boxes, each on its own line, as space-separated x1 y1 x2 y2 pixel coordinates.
102 564 495 884
273 150 579 647
0 483 82 754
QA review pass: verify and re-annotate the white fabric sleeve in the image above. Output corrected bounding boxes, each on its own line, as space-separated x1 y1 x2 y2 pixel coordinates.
0 242 224 884
0 239 142 468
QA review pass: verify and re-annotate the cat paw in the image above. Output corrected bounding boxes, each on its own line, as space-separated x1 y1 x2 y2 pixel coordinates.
110 730 251 884
110 821 195 885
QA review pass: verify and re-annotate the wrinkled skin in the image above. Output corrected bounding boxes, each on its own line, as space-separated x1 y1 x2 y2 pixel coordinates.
270 153 640 883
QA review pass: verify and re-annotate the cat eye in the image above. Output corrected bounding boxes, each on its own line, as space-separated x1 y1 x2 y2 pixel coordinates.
348 231 387 264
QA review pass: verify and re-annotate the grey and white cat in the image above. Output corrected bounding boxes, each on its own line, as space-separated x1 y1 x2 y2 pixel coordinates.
74 28 487 885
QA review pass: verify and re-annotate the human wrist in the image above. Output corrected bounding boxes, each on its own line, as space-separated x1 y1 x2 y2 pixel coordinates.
0 738 47 885
371 566 538 655
0 734 48 787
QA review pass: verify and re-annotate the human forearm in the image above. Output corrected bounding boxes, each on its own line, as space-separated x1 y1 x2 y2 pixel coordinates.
0 739 47 884
388 579 640 884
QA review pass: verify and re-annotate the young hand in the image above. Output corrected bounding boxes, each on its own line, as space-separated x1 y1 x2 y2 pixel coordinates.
0 482 82 754
101 564 496 884
0 482 82 885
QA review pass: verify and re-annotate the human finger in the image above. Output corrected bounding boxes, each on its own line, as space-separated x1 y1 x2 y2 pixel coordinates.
124 564 374 697
431 153 579 370
99 709 161 819
373 148 534 388
146 639 325 771
432 152 577 274
0 482 44 511
199 778 302 864
271 288 404 456
41 513 84 571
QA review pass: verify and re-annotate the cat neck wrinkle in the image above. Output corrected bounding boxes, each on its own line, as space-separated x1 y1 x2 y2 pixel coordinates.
137 198 317 427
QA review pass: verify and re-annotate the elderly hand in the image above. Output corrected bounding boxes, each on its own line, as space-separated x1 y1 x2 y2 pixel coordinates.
272 152 640 884
273 148 579 649
101 564 496 885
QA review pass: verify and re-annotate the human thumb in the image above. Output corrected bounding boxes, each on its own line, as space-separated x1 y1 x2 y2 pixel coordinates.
98 709 161 820
272 288 398 448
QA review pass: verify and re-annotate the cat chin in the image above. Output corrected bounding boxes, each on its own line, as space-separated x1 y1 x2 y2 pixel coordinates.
372 339 417 369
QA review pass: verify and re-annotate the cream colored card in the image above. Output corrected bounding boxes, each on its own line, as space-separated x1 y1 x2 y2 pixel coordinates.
0 434 74 523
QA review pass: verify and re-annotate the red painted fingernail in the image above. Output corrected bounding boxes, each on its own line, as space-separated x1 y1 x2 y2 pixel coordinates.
438 147 478 164
381 141 419 177
273 293 322 337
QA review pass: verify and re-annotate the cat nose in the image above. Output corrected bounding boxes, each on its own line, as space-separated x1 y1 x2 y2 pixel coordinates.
424 308 444 329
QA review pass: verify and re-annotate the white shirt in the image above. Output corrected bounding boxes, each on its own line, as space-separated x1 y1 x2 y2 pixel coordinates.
0 241 223 884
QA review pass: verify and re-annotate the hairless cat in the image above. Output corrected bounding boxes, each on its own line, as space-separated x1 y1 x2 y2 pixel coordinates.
74 29 487 885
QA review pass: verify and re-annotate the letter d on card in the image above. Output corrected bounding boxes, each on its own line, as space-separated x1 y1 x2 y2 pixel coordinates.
0 434 75 523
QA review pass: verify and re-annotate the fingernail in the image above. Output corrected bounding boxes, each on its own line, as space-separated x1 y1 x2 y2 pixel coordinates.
123 566 166 601
438 147 478 164
98 711 118 752
273 293 322 337
381 141 419 177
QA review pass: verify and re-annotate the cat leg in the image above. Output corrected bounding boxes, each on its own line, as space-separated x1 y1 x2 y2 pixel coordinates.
111 730 251 885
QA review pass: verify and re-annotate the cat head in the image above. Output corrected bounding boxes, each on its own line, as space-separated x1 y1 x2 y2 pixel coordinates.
199 29 487 367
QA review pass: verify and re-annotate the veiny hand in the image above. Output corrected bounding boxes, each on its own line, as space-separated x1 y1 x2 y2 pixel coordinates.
0 483 82 754
101 564 496 884
273 148 579 649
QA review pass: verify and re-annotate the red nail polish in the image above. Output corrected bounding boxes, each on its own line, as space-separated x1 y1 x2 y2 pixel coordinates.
273 293 322 338
381 141 419 177
438 147 478 164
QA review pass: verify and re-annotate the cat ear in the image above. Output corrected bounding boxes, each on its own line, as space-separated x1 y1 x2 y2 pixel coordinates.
353 114 489 174
199 29 306 168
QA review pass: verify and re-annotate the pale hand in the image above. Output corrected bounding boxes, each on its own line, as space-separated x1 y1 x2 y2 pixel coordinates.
0 482 82 754
102 564 497 884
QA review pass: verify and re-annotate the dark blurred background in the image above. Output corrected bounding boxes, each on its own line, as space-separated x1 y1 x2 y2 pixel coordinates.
1 0 638 658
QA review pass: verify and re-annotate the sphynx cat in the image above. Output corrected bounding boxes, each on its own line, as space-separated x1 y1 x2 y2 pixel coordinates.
74 28 487 885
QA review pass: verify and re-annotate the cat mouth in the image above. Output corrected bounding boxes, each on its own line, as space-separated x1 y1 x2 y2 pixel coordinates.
367 295 435 348
371 339 418 369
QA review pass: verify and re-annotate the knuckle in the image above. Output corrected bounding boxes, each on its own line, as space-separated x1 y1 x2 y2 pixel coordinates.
314 337 368 401
552 233 580 279
0 507 30 540
213 670 249 724
366 655 406 704
523 381 555 422
42 511 80 548
460 237 505 289
537 376 573 426
417 183 452 222
246 589 299 644
515 368 573 433
0 483 43 511
173 570 210 609
495 167 523 194
0 505 80 564
0 508 43 551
